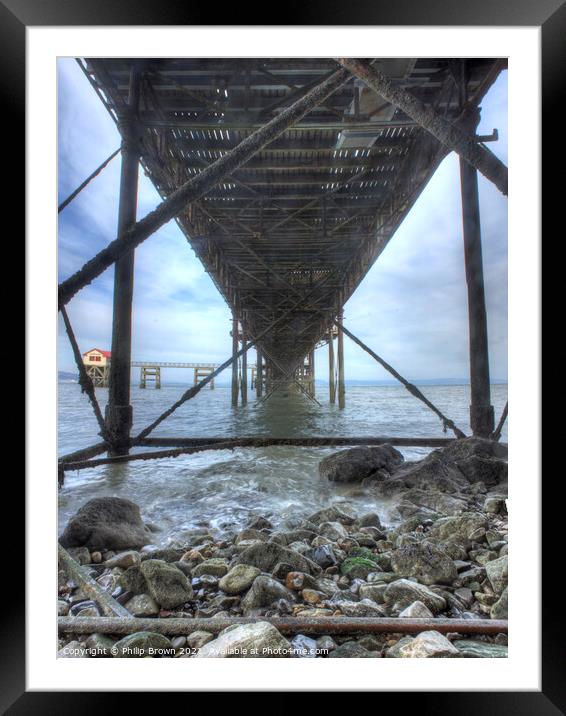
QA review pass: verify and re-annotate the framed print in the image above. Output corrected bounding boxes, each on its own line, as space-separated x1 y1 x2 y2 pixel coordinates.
11 0 558 707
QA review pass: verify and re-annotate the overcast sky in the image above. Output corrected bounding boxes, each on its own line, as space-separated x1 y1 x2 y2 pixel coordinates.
57 59 507 384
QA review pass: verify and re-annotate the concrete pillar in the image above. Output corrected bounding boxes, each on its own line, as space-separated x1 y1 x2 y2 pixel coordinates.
337 313 346 409
106 64 141 455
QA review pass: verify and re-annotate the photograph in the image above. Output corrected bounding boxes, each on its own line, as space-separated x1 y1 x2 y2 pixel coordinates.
56 55 510 660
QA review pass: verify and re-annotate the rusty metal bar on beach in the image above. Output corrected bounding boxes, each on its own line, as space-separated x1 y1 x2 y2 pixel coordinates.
58 545 131 618
59 435 456 472
58 67 351 308
58 615 508 637
337 58 508 195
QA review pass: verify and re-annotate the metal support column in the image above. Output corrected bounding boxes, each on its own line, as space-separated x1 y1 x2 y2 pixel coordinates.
231 313 239 407
241 334 248 406
256 349 263 398
106 64 141 455
458 63 494 437
309 350 316 398
328 334 336 404
337 313 346 409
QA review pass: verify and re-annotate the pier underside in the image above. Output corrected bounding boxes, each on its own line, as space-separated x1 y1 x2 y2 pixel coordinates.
80 58 503 378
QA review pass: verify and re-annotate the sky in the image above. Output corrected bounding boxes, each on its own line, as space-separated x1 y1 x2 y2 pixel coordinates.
57 59 508 385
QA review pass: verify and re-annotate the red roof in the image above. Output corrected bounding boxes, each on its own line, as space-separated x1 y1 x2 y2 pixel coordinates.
84 348 111 358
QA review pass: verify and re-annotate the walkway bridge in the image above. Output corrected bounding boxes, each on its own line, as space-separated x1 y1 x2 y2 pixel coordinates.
59 56 508 458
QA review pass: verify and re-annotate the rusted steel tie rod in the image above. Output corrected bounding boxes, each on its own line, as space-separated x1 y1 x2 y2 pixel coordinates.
492 401 508 441
337 58 508 196
58 67 351 308
58 616 507 637
59 436 457 472
58 546 130 618
58 147 121 214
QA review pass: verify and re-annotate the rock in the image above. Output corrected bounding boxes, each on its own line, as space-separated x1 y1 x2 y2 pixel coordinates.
114 632 173 658
485 555 508 595
104 550 140 569
240 575 297 614
456 455 507 487
386 636 414 658
306 544 339 569
285 571 318 591
118 565 147 595
490 587 508 619
57 640 90 658
339 556 378 579
219 564 260 595
453 640 508 658
319 445 403 483
192 558 229 577
319 521 349 540
57 599 69 616
402 488 468 516
316 636 337 653
302 589 324 605
195 622 291 658
186 631 215 649
238 542 319 574
291 634 318 658
140 559 194 609
390 541 458 585
399 600 434 618
358 583 387 604
69 600 100 617
333 598 386 617
427 512 488 549
59 497 153 551
85 633 116 657
270 530 317 546
358 512 383 529
125 593 160 617
235 528 269 544
67 547 91 565
91 551 103 563
484 496 507 514
306 505 357 526
384 579 447 614
397 631 460 658
328 642 376 658
247 515 273 531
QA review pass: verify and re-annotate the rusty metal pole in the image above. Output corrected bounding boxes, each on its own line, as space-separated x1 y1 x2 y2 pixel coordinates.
231 313 239 408
328 333 336 404
309 349 316 398
337 312 346 409
241 332 248 406
105 64 141 455
256 348 263 398
458 65 494 437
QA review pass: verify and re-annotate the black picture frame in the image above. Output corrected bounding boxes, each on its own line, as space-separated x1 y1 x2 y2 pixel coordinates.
10 0 558 708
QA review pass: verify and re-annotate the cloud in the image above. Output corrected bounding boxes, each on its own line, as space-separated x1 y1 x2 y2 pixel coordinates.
58 60 507 384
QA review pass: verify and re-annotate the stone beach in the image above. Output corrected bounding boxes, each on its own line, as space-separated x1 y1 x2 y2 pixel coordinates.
58 437 508 658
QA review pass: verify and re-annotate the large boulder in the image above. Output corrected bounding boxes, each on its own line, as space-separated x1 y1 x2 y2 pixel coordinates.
318 445 404 483
59 497 153 551
378 437 507 495
195 622 291 658
237 541 320 574
427 512 488 549
140 559 194 609
390 541 458 585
